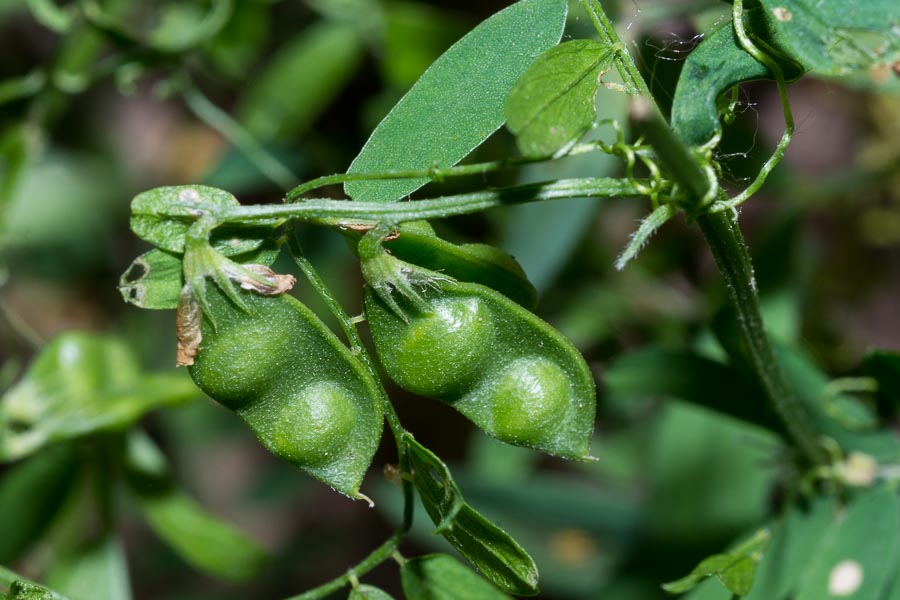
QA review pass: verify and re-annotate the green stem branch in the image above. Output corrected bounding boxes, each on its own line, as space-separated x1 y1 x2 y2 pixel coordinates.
584 0 824 464
283 531 405 600
697 211 825 463
223 178 647 226
714 0 794 211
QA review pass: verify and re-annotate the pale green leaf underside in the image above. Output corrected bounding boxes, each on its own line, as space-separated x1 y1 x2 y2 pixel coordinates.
757 0 900 76
504 39 614 158
345 0 567 202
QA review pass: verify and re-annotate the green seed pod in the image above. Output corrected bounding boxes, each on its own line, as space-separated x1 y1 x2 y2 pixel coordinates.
189 286 383 499
365 280 594 459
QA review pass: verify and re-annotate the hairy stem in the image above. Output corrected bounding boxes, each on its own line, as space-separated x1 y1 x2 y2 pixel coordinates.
224 178 647 226
715 0 794 211
585 0 825 464
697 211 825 463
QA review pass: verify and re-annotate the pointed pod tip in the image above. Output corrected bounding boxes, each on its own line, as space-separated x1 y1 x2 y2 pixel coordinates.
354 491 375 508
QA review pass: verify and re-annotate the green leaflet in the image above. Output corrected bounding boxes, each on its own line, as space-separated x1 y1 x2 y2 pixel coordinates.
345 0 567 202
129 185 276 256
794 486 899 599
118 239 281 310
401 554 512 600
0 332 197 461
404 436 539 596
347 584 396 600
755 0 900 77
504 39 614 158
672 0 899 146
663 529 770 595
187 286 383 500
237 21 365 142
740 496 838 600
123 432 268 582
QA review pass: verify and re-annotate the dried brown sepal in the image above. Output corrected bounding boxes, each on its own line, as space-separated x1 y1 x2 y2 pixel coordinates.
176 284 203 367
237 264 297 295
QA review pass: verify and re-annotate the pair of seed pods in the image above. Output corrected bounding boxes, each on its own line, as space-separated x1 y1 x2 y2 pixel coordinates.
187 227 595 498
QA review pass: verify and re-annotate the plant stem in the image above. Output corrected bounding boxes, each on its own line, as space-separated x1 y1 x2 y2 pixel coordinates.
223 177 647 226
584 0 825 464
283 140 626 201
697 211 825 463
714 0 793 211
283 531 405 600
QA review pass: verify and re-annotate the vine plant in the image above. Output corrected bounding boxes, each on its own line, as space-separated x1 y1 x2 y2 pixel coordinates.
1 0 900 598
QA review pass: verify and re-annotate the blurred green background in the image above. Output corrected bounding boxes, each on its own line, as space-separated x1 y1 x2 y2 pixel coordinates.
0 0 898 598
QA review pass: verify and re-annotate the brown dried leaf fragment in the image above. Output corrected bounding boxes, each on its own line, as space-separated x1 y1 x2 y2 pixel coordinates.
237 264 297 295
176 284 203 367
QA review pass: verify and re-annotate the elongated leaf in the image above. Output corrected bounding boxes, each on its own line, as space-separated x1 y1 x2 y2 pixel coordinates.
794 486 899 599
137 491 268 581
345 0 567 202
0 332 197 461
348 584 396 600
237 21 365 142
45 536 132 600
401 554 511 600
0 447 80 563
505 39 614 157
404 435 539 596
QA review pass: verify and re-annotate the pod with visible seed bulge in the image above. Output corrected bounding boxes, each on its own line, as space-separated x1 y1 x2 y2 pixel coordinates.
188 285 383 499
365 280 594 459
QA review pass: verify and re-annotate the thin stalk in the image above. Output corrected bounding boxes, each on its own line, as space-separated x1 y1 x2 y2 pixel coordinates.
697 211 825 463
283 530 405 600
714 0 793 211
179 75 299 191
223 178 647 226
287 233 414 533
284 140 626 201
583 0 825 464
